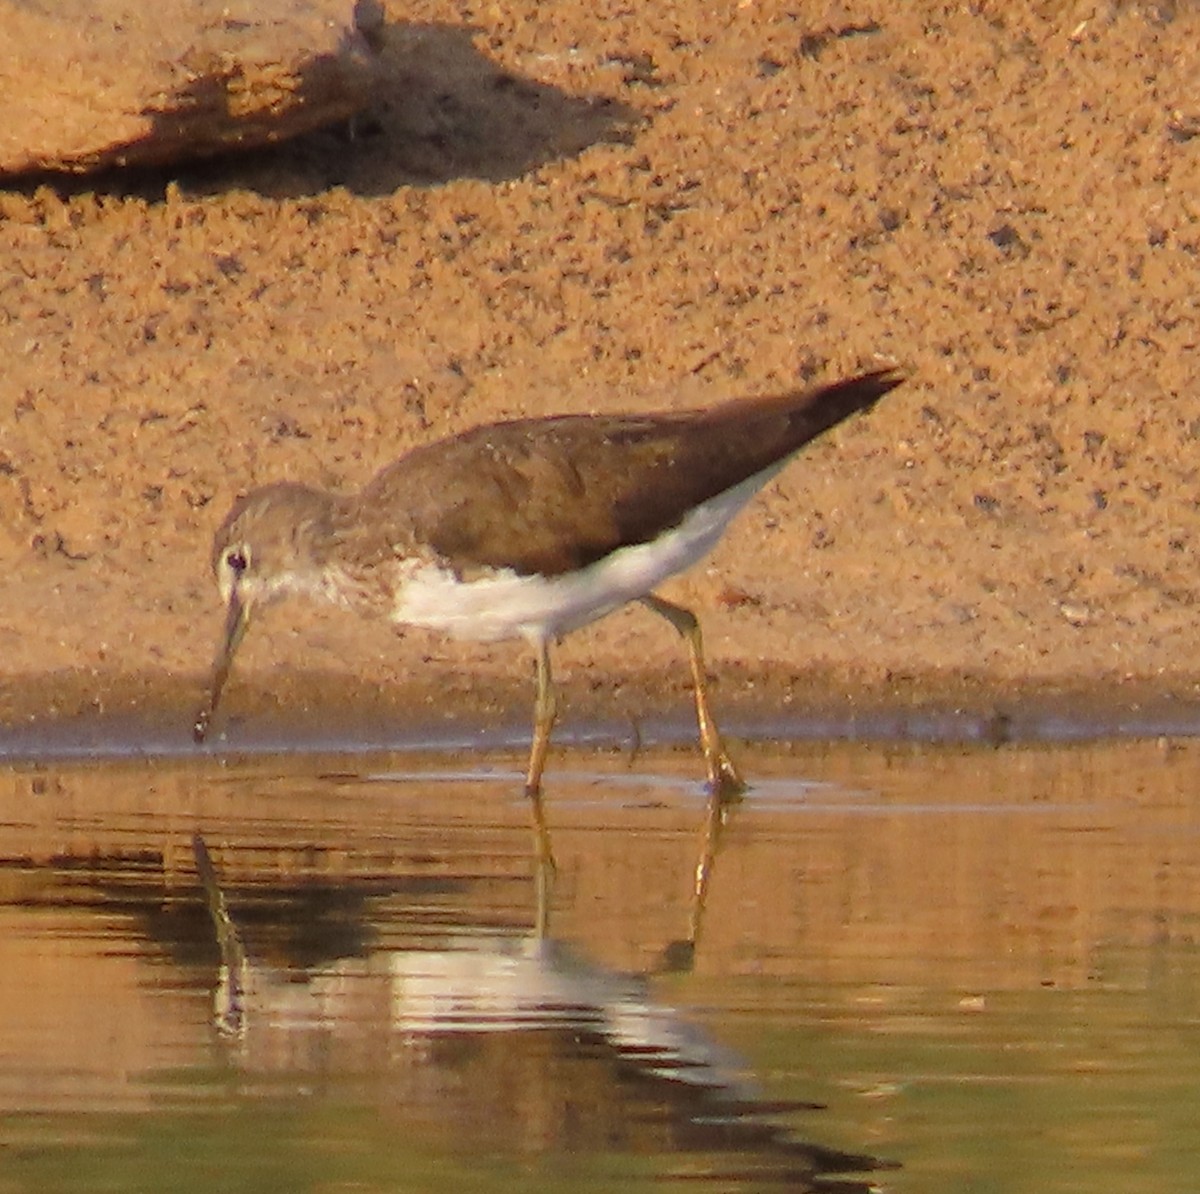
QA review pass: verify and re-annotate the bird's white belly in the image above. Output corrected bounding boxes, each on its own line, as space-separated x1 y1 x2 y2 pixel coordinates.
390 465 781 644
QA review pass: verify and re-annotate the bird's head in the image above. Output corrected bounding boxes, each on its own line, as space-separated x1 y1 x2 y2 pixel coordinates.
194 483 335 743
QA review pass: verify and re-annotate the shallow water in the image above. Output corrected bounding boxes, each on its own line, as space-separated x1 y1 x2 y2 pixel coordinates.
2 738 1200 1192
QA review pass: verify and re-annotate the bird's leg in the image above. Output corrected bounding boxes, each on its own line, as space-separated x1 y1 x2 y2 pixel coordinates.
641 593 745 800
526 637 558 874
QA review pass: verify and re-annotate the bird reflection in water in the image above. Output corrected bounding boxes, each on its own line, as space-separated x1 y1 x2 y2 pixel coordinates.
190 807 890 1189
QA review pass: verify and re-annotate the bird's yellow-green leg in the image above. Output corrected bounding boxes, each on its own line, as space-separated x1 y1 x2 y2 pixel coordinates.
641 593 745 800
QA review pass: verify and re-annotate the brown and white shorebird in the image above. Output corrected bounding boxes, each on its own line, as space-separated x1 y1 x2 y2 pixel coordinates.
193 369 902 802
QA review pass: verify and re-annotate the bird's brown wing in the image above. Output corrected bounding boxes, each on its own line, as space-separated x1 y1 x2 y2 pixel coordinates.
352 369 902 578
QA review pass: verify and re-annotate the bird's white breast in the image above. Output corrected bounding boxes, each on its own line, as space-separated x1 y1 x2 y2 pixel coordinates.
389 463 784 645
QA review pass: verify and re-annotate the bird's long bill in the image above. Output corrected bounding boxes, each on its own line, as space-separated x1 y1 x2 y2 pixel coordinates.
193 590 250 744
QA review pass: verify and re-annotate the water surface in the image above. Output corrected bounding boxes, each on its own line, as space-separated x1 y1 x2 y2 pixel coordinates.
1 738 1199 1191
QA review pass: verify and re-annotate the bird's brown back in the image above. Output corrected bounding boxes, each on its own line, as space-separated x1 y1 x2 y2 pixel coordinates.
344 369 902 578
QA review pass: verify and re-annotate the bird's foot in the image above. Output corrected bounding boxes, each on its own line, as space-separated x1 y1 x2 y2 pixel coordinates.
707 753 747 803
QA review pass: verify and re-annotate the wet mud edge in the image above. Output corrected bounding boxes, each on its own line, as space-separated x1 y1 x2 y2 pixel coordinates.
3 663 1200 759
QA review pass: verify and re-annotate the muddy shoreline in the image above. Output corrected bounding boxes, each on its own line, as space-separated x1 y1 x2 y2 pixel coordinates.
2 4 1199 756
4 663 1199 761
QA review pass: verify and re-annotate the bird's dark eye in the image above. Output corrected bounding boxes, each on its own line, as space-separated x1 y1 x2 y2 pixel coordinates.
225 548 249 574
